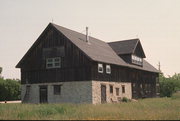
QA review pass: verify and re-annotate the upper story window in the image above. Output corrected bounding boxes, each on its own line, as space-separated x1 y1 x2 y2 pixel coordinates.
98 63 103 73
131 55 143 66
106 65 111 74
46 57 61 69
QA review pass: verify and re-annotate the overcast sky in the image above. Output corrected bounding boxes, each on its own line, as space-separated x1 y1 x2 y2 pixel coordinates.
0 0 180 79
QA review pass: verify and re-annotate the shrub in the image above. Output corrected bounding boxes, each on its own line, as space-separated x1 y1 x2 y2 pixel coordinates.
160 80 176 97
0 78 21 101
122 97 129 102
159 73 180 97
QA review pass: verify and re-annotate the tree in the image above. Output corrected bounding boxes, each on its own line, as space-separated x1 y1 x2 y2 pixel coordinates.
0 67 2 77
159 73 180 97
0 78 21 101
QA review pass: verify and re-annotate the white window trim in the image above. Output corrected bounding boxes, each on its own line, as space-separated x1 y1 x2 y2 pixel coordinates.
131 55 143 65
98 63 103 73
46 57 61 69
106 65 111 74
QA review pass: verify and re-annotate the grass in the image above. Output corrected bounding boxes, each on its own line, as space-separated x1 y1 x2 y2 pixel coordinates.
0 93 180 120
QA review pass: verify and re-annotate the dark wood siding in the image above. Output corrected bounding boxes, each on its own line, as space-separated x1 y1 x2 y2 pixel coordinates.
21 26 92 84
91 62 158 98
19 24 158 99
134 42 144 58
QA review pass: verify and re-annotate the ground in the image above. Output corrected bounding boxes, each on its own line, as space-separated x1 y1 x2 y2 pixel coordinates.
0 92 180 120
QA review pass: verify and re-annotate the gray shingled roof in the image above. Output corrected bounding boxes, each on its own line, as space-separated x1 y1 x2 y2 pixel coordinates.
16 23 159 73
52 23 128 67
108 39 146 58
52 23 159 73
108 39 139 55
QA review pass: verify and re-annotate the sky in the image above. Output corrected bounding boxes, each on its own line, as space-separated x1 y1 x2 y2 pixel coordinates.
0 0 180 79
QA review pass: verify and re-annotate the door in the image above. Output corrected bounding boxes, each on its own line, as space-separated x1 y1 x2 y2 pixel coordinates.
101 85 106 103
39 86 48 103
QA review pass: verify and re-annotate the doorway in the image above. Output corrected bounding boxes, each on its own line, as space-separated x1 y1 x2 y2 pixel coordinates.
101 85 106 103
39 86 48 103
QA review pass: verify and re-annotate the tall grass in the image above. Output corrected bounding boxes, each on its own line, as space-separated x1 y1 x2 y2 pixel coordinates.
0 94 180 120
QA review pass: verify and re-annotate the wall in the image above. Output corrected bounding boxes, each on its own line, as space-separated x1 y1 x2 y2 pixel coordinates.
21 84 39 103
21 81 92 104
20 25 92 84
92 80 132 104
21 80 132 104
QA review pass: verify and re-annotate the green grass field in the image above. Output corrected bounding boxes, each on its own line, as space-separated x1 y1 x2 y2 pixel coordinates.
0 93 180 120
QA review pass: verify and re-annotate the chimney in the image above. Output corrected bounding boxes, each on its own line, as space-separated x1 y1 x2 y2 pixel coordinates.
86 27 89 43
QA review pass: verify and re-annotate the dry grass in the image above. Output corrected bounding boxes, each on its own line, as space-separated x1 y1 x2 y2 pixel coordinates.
0 93 180 120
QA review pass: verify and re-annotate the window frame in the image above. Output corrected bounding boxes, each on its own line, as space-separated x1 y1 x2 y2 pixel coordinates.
46 57 61 69
110 85 113 94
106 65 111 74
122 85 125 93
131 55 143 66
53 85 62 95
116 88 119 96
98 63 103 73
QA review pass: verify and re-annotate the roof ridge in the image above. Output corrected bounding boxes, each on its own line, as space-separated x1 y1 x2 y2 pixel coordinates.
51 23 107 43
132 39 139 54
108 38 139 44
17 22 158 73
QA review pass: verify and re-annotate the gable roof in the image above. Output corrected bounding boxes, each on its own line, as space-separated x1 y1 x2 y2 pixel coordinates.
108 39 146 58
16 23 159 73
51 23 128 67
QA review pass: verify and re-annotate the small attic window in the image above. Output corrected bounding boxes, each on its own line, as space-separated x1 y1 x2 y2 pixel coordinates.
106 65 111 74
132 55 143 66
98 63 103 73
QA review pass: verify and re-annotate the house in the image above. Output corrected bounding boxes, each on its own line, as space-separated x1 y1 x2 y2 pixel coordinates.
16 23 159 104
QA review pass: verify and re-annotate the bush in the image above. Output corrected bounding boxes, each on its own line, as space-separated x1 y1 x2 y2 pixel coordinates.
0 78 21 101
160 80 176 97
159 73 180 97
122 97 130 102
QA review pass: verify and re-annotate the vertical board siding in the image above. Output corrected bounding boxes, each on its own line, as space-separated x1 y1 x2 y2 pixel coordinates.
20 25 158 99
91 62 158 98
21 26 92 84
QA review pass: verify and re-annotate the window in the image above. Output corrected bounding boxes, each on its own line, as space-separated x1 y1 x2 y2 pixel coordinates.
110 85 113 93
106 65 111 74
122 85 125 93
140 84 143 88
131 55 143 66
54 85 61 95
132 83 136 87
98 63 103 73
116 88 119 96
46 57 61 69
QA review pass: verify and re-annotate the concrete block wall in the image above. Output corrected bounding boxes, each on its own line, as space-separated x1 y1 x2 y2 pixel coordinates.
21 80 132 104
21 81 92 104
48 81 92 103
21 84 39 103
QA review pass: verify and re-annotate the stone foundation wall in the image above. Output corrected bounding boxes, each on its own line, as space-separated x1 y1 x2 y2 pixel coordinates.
21 80 132 104
92 81 132 104
21 84 39 103
21 81 92 104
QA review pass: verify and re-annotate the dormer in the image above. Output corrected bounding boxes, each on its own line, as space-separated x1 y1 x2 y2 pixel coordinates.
108 38 146 66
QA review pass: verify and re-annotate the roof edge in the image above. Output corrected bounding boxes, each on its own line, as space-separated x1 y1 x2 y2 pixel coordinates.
107 38 139 44
16 23 53 68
